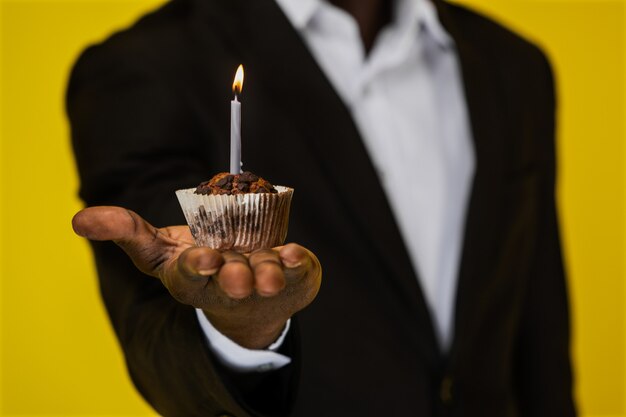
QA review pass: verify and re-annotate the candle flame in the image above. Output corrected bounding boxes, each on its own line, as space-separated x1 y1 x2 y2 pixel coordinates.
232 64 244 95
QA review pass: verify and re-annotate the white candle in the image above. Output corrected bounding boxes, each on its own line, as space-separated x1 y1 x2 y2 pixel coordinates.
230 96 241 174
230 65 244 174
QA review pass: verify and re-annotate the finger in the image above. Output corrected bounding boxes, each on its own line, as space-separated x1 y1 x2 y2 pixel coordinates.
161 247 224 306
278 243 322 302
279 243 314 277
177 246 224 278
249 249 286 297
216 251 254 299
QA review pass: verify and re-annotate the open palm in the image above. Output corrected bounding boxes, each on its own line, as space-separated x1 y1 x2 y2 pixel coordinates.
72 206 322 349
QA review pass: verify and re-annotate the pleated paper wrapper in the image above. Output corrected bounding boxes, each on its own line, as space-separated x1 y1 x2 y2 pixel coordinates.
176 186 293 253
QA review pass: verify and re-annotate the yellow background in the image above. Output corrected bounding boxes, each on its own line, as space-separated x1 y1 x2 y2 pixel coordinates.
1 0 624 415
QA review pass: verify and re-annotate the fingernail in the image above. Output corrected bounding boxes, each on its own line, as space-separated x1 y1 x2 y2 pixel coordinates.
197 268 217 276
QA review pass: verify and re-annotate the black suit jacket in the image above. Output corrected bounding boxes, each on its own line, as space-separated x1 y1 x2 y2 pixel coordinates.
67 0 576 415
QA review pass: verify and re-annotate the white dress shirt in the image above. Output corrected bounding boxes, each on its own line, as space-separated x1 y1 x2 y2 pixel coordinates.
197 0 475 370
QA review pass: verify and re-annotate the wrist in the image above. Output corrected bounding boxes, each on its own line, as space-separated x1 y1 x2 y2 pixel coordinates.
202 310 288 349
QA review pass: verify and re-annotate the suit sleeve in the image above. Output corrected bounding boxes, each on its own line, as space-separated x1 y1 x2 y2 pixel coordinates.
67 43 297 417
513 51 577 417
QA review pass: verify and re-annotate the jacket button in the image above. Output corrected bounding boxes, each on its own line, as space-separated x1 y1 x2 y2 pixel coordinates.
440 376 453 404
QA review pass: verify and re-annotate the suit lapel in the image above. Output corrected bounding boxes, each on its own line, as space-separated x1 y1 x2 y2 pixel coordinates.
434 1 508 365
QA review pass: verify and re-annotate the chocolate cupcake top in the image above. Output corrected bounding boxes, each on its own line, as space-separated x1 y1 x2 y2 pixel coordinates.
195 171 278 195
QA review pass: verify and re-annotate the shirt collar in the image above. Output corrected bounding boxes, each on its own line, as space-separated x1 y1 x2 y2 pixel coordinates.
274 0 453 49
274 0 319 30
416 0 452 49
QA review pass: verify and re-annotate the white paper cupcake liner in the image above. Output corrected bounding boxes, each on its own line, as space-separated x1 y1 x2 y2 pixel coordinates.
176 186 293 253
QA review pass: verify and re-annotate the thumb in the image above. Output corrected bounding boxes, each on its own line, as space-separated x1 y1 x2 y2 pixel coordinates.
72 206 154 243
72 206 164 275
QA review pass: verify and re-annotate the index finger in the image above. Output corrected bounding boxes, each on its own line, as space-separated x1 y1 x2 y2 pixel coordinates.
159 246 224 307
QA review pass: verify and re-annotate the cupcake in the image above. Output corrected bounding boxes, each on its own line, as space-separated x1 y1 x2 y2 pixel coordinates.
176 171 293 253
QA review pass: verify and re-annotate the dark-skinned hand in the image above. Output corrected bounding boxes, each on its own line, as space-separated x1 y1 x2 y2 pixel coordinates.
72 206 322 349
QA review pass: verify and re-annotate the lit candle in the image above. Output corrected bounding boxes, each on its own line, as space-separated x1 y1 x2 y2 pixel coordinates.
230 64 244 174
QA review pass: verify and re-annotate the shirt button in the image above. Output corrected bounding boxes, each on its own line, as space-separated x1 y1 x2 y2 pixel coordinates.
440 376 453 404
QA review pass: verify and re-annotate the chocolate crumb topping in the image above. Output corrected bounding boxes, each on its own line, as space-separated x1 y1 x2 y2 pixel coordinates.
195 171 278 195
239 171 259 183
215 175 233 187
